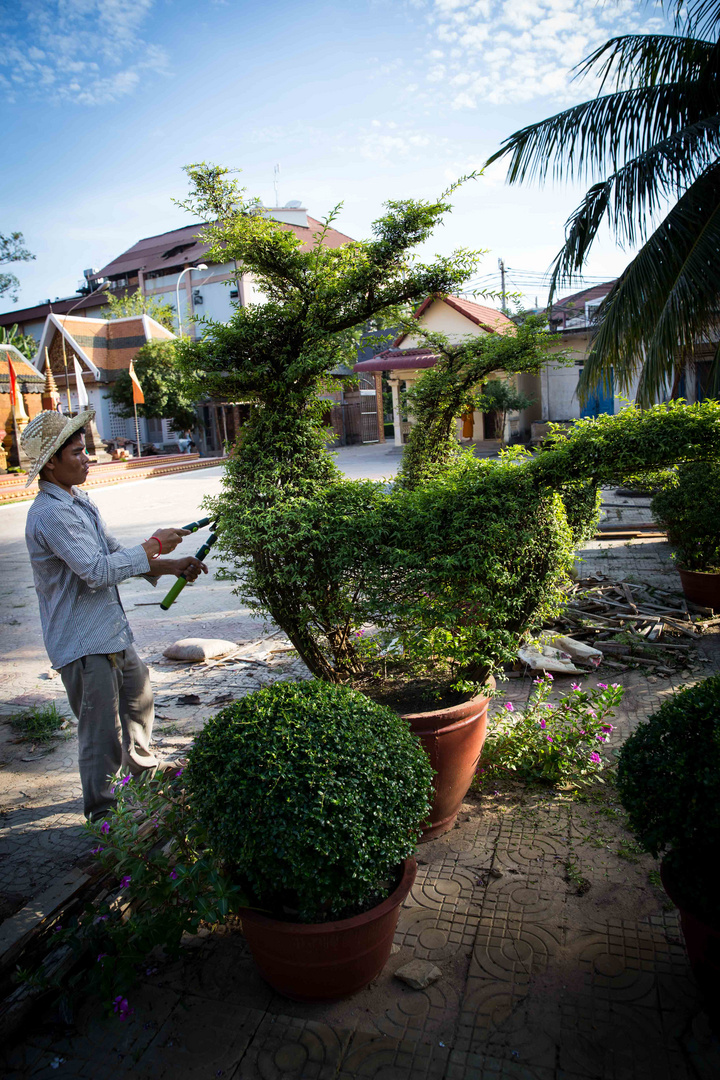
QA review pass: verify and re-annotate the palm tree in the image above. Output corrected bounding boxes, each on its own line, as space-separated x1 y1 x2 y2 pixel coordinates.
486 0 720 406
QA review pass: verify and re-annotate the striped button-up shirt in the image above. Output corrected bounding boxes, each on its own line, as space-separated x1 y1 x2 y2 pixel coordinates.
25 481 152 669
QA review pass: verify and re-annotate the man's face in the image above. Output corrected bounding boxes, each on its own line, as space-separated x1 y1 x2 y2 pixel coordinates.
43 434 90 489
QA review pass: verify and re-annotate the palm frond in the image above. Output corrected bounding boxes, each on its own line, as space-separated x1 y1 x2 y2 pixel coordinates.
674 0 720 39
548 116 720 290
578 163 720 406
575 33 717 92
486 82 715 185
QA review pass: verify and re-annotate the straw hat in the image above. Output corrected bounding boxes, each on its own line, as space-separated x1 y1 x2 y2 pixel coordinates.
21 409 95 488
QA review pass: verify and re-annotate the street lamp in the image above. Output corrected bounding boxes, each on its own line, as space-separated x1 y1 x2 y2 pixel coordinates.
176 264 208 337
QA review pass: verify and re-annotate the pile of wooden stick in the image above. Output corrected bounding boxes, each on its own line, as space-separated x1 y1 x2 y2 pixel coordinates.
548 575 717 675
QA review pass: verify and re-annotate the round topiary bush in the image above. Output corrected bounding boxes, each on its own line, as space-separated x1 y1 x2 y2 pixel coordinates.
616 676 720 921
185 680 434 922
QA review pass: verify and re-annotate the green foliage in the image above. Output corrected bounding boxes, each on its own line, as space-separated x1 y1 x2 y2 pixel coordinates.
398 315 558 489
0 230 34 301
651 461 720 571
106 339 198 432
616 676 720 920
478 674 623 787
10 702 65 742
61 769 246 1008
177 162 483 680
364 449 577 678
0 323 38 361
475 378 535 441
105 288 175 330
486 0 720 404
185 681 433 922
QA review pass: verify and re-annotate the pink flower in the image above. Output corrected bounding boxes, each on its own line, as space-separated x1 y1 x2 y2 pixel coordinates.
602 724 614 732
118 775 132 787
571 683 582 691
539 718 546 729
543 703 554 709
175 768 184 779
611 683 621 689
590 751 601 764
504 702 514 712
588 710 596 718
113 996 134 1021
545 672 554 681
597 682 608 690
546 735 553 742
100 821 110 835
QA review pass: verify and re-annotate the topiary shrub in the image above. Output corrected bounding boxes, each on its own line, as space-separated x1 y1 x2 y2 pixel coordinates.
185 680 433 922
616 676 720 921
650 462 720 572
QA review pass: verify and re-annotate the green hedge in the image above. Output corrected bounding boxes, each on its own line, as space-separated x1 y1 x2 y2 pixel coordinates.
185 681 433 922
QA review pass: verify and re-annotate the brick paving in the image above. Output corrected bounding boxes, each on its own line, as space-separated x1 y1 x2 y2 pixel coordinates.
2 482 720 1078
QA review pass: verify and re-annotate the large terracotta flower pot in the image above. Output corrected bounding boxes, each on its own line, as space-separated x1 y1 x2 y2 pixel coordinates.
678 568 720 610
402 684 493 842
660 860 720 1023
239 858 416 1001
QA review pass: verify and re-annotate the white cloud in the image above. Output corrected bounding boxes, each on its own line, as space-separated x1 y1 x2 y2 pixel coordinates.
0 0 169 106
423 0 667 108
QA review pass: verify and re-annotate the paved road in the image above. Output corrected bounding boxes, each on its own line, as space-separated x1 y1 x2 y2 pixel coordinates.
0 444 403 699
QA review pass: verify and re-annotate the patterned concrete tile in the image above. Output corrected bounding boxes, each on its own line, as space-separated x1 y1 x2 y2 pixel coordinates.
235 1015 352 1079
336 1032 450 1079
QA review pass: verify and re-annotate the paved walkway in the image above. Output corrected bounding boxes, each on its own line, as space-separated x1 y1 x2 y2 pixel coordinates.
2 464 720 1078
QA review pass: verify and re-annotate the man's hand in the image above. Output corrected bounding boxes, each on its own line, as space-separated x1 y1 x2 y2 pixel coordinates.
152 527 190 554
171 556 208 582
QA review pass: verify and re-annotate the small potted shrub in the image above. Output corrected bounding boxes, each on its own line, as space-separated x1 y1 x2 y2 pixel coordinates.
616 677 720 1015
185 680 433 1000
651 462 720 607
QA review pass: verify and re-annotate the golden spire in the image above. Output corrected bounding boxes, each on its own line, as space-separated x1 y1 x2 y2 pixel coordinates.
42 347 60 410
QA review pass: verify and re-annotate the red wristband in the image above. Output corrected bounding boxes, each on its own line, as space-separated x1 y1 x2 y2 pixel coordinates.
145 535 162 557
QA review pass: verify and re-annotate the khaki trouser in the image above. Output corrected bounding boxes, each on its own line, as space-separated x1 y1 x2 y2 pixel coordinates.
60 645 158 821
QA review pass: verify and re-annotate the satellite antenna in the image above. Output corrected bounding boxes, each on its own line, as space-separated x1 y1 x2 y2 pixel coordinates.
273 164 280 207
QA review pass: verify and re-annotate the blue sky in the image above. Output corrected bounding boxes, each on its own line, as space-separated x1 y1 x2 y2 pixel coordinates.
0 0 668 312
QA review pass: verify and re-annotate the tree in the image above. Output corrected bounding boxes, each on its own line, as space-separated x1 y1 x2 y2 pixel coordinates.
0 323 38 362
105 288 175 331
475 379 535 442
0 232 34 301
397 314 557 489
176 162 483 681
486 0 720 406
106 339 198 432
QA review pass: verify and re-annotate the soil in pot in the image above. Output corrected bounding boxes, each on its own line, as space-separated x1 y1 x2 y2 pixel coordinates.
239 858 416 1002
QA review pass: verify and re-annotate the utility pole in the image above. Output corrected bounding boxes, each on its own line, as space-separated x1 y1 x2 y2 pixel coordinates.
498 258 506 313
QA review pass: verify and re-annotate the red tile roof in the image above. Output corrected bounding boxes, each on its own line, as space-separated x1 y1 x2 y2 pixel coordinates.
92 216 355 281
394 295 514 345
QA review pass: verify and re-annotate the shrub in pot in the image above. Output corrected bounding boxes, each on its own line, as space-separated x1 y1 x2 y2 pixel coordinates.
650 462 720 607
184 680 434 999
616 677 720 1014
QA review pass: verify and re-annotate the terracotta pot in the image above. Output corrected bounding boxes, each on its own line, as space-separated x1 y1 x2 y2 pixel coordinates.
678 567 720 610
402 683 494 842
660 860 720 1021
239 858 416 1002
